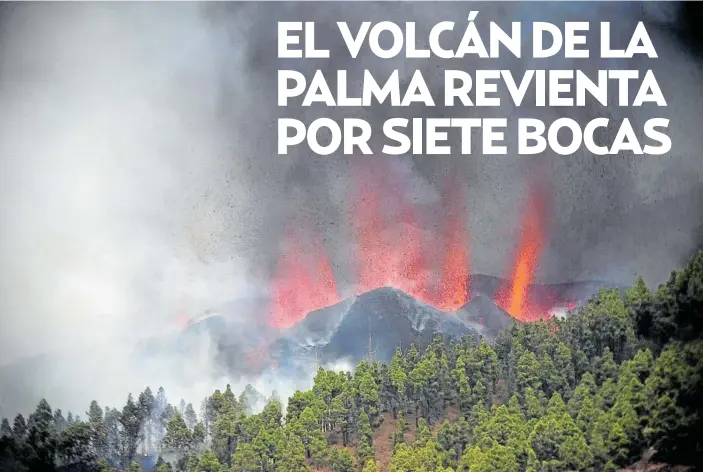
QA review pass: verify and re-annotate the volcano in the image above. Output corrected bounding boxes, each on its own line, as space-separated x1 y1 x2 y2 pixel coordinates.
268 287 480 368
172 275 615 375
0 276 617 419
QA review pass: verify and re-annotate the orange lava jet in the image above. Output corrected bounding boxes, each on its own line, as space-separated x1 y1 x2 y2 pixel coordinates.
267 162 562 330
495 181 550 321
269 227 340 329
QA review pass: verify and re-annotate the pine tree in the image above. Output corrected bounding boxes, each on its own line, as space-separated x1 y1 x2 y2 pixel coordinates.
184 403 198 429
329 447 354 472
357 410 374 466
26 399 56 472
127 461 142 472
12 414 27 445
87 400 108 459
53 409 68 434
232 442 260 472
392 412 407 449
0 419 12 438
137 387 155 454
191 449 220 472
119 394 143 468
278 434 308 472
388 347 408 419
362 458 379 472
162 412 192 458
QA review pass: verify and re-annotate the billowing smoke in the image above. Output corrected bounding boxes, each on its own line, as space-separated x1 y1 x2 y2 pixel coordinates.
0 2 702 417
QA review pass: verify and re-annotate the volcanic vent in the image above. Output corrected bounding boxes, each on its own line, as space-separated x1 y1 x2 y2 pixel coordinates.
188 160 612 374
267 161 578 331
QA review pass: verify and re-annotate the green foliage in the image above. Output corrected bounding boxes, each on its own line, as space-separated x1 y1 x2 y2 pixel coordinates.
193 449 222 472
162 412 193 457
643 340 703 465
392 412 407 449
459 442 520 472
329 447 354 472
96 457 114 472
362 457 379 472
119 394 144 468
231 442 260 472
278 434 308 472
2 253 703 471
25 399 57 472
154 456 172 472
127 461 142 472
357 410 374 465
56 421 95 468
437 418 470 467
390 437 442 472
633 251 703 346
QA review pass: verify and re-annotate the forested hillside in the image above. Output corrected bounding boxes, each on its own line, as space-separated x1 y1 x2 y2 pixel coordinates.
1 253 702 472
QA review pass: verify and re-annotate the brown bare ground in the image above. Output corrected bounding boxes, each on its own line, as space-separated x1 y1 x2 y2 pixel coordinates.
372 414 397 472
369 407 461 471
619 464 690 472
319 407 463 472
618 448 691 472
322 412 691 472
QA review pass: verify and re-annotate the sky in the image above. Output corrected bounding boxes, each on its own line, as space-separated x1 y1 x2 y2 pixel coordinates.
0 2 701 416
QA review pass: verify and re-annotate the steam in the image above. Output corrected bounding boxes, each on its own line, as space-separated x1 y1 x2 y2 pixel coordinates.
0 3 267 415
0 2 702 418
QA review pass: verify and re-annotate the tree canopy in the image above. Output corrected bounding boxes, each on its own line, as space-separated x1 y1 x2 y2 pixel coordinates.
2 252 703 471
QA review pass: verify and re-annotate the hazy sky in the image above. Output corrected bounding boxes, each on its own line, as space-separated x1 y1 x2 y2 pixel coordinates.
0 2 701 415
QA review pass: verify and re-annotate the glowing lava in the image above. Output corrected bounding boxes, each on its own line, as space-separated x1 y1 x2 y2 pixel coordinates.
495 181 550 321
352 159 430 299
351 160 470 310
269 228 340 329
430 174 470 311
268 162 560 329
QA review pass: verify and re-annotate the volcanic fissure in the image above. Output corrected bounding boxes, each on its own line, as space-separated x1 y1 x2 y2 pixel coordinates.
269 161 564 328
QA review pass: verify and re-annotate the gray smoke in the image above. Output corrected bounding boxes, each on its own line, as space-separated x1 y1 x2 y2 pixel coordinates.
0 2 701 417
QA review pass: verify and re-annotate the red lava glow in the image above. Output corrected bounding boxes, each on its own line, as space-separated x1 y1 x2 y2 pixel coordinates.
351 160 471 311
352 160 430 300
267 161 562 330
495 181 550 321
429 173 470 311
269 228 340 329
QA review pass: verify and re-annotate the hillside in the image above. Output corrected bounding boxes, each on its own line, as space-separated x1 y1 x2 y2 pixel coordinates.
271 287 480 368
1 254 702 472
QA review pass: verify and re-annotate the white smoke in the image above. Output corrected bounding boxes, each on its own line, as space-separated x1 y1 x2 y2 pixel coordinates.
0 2 701 419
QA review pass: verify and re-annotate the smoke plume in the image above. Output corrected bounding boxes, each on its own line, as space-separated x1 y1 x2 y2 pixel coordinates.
0 2 701 417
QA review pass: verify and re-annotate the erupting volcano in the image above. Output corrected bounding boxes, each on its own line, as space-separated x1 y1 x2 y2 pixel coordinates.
351 160 473 311
269 162 567 329
352 160 429 302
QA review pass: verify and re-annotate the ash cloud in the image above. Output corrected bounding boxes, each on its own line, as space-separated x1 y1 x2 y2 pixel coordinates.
219 1 703 286
0 2 702 417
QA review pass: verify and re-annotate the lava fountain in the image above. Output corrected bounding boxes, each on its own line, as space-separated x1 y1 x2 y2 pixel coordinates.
429 173 470 311
351 159 430 299
269 226 340 329
495 180 551 321
351 159 471 310
269 161 558 329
